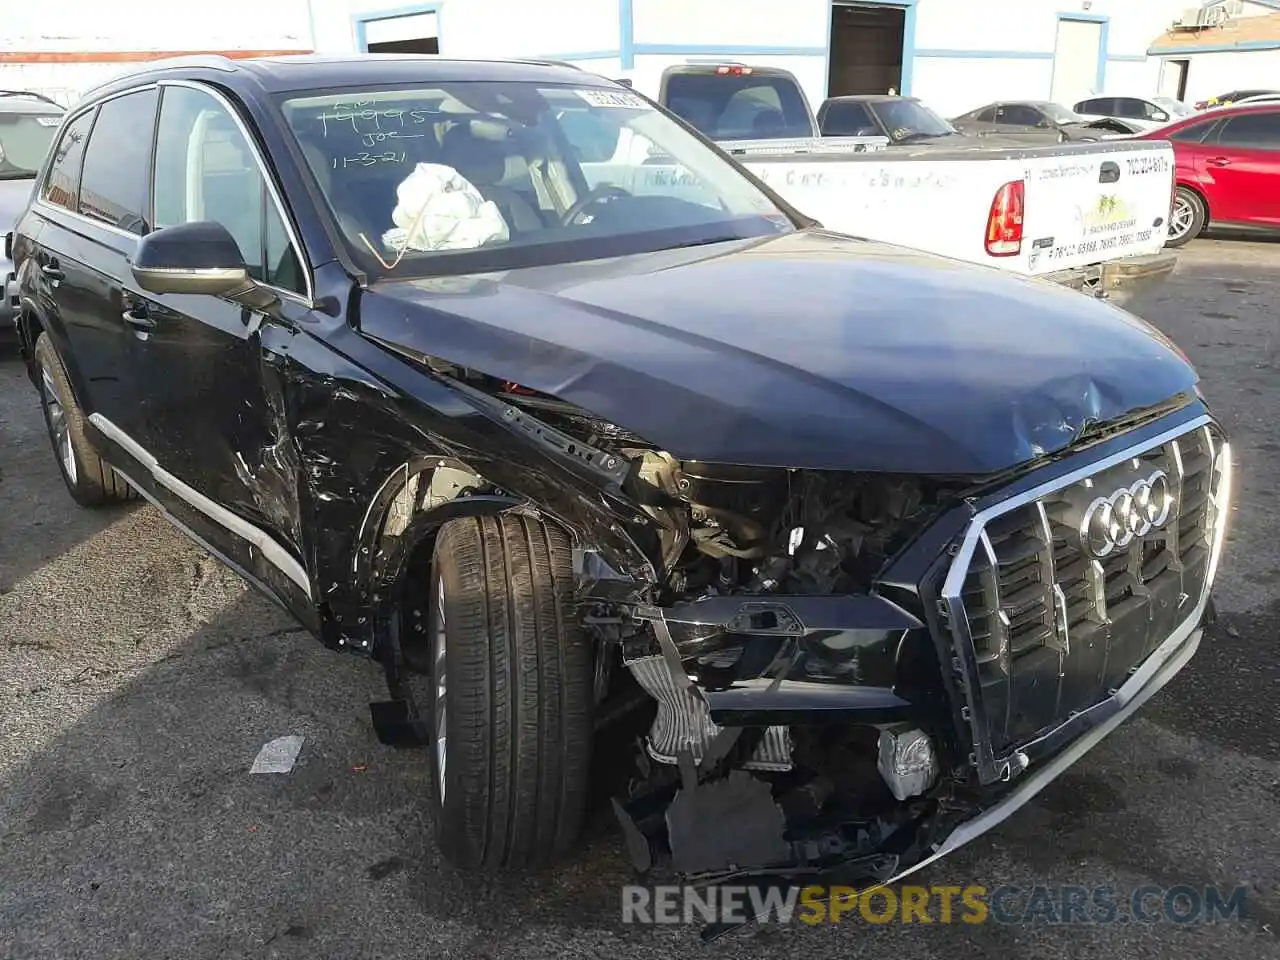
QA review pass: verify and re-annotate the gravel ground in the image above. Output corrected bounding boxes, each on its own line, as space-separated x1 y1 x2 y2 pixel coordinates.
1 239 1278 959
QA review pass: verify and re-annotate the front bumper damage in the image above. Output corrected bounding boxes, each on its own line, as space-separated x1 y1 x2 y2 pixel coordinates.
610 411 1230 941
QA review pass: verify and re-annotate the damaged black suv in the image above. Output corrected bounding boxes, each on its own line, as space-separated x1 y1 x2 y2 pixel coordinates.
11 56 1230 899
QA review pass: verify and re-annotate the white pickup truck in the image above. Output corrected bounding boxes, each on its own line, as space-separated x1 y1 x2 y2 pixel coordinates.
585 63 1177 303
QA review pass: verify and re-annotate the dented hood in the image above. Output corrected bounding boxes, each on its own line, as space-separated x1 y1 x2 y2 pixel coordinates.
359 230 1197 475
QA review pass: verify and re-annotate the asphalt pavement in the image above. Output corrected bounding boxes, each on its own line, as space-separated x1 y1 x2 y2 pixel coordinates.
1 239 1278 959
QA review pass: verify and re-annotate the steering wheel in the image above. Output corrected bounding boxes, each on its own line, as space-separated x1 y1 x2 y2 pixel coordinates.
560 184 633 226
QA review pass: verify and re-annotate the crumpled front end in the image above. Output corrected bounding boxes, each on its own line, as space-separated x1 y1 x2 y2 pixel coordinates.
603 408 1230 936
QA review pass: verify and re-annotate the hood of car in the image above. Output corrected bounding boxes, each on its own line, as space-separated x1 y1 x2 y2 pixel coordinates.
890 132 1041 151
359 229 1199 476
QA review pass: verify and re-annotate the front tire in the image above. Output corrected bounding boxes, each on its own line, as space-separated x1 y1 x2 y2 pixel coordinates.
416 514 593 871
1167 187 1206 248
33 332 134 507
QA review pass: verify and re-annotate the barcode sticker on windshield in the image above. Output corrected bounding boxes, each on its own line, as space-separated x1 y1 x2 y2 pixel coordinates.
35 117 61 126
574 88 647 109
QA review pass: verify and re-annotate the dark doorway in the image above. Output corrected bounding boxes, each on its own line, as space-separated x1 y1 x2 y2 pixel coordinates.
367 37 440 54
827 2 906 97
1159 58 1190 101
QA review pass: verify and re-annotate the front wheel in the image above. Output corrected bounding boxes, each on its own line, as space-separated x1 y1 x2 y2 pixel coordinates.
1167 186 1206 248
412 513 594 871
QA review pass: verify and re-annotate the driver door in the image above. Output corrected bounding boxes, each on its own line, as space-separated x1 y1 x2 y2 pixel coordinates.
130 81 314 603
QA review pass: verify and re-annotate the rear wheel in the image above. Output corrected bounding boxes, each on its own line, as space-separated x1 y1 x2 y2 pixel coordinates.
1167 187 1206 248
409 513 594 871
33 333 134 507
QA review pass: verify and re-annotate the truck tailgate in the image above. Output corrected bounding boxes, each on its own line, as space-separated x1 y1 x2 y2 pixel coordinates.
734 139 1174 277
1021 140 1173 275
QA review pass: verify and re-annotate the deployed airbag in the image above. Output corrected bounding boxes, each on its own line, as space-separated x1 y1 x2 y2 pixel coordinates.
382 162 510 253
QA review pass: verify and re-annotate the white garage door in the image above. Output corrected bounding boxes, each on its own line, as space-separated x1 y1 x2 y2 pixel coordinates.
1051 18 1103 105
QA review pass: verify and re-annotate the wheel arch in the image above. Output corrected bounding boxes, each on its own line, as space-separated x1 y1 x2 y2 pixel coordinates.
352 457 594 664
17 294 49 385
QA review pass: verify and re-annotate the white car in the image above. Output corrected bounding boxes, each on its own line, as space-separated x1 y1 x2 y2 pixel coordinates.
1072 95 1195 132
1233 93 1280 105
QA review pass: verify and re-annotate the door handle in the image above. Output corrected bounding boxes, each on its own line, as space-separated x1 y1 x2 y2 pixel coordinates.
41 263 65 282
1207 156 1231 167
122 304 156 332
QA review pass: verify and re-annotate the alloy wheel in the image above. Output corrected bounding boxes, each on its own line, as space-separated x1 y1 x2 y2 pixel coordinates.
1169 195 1196 241
41 365 76 485
430 576 448 801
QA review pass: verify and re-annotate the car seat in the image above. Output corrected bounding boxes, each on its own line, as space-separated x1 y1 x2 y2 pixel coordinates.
751 108 788 138
439 124 543 234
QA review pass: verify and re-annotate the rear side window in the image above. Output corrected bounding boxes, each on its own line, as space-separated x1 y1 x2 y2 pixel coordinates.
78 88 159 234
1168 119 1217 143
41 109 95 211
1078 97 1116 115
1216 111 1280 149
663 73 812 140
820 100 878 136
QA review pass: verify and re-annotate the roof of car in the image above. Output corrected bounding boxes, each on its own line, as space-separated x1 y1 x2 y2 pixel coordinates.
0 91 65 115
77 54 611 102
823 95 917 104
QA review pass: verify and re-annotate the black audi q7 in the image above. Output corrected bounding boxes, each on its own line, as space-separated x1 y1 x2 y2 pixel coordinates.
8 54 1230 913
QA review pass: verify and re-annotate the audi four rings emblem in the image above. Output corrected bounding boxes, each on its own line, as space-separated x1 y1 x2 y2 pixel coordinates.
1080 470 1174 558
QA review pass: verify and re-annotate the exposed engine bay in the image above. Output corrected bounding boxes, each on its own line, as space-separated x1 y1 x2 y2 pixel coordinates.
418 366 975 907
370 355 1221 942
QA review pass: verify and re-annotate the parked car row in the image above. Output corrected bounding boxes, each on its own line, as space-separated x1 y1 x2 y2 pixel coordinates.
644 63 1177 298
804 85 1279 250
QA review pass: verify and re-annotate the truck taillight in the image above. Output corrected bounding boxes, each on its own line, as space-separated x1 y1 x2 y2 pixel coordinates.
985 180 1025 257
715 65 753 75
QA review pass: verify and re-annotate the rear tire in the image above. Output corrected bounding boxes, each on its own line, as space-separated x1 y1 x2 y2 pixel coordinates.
415 513 593 871
33 333 134 507
1167 187 1206 248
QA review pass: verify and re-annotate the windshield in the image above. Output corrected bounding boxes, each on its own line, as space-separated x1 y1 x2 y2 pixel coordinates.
662 72 814 140
0 111 61 180
1041 103 1080 124
869 99 957 141
280 82 793 278
1151 96 1193 117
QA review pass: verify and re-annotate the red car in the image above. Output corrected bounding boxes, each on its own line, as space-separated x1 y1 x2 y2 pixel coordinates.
1139 103 1280 247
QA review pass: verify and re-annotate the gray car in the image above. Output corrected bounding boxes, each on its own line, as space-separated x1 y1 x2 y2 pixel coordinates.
1 91 64 343
952 100 1141 143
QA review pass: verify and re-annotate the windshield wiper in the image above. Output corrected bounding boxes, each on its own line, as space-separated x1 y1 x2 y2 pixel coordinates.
896 131 950 143
0 170 37 181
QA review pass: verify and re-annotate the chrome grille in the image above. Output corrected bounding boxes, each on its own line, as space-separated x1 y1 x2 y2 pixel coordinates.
941 418 1229 784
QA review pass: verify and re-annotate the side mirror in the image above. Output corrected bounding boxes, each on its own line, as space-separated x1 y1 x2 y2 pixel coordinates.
1154 110 1169 122
131 221 277 310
